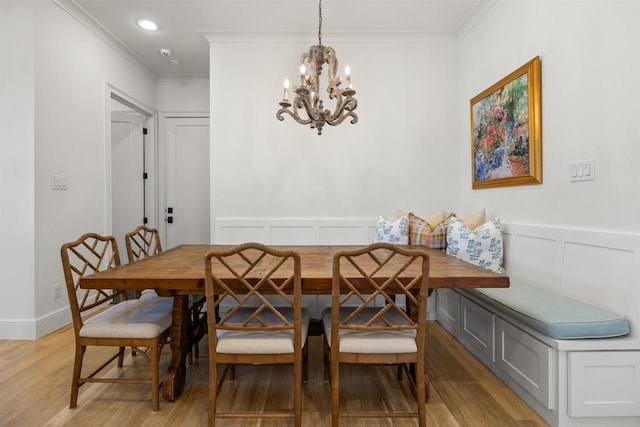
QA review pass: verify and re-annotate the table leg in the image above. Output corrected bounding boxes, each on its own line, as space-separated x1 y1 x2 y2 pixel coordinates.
162 295 189 401
408 289 431 402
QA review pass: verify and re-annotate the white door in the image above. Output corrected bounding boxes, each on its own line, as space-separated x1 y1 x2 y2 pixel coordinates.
165 117 210 248
111 111 146 255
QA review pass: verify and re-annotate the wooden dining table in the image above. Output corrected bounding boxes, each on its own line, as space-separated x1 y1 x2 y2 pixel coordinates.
79 244 509 401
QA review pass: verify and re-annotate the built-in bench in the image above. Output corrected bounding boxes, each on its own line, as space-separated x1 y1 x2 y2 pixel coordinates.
438 285 640 427
436 223 640 427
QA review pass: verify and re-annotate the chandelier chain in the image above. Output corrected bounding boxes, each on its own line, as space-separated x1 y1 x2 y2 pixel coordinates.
318 0 322 45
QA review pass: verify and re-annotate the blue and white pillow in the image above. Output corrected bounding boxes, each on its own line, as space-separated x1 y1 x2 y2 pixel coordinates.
446 217 505 273
374 215 409 245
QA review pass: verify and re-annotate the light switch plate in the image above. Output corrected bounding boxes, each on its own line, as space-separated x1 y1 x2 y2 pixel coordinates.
569 159 595 182
51 175 68 190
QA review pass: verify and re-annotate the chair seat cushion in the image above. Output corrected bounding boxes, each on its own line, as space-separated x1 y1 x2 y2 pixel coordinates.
139 290 202 305
139 289 159 299
216 307 311 354
80 297 173 339
322 307 417 354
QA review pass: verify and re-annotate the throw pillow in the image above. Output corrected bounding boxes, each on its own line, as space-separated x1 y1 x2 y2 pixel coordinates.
400 209 447 227
456 208 487 231
446 217 505 273
408 213 449 249
374 215 409 245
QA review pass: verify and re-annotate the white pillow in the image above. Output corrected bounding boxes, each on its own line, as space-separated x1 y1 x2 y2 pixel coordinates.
374 215 409 245
446 217 505 273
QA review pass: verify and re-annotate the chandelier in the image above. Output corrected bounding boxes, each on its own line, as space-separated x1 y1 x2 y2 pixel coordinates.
276 0 358 135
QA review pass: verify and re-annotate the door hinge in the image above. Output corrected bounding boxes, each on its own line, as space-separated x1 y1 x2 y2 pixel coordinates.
143 127 148 135
143 217 148 224
143 172 148 179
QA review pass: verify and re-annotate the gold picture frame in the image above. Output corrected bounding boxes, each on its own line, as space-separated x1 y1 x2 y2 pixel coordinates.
470 56 542 189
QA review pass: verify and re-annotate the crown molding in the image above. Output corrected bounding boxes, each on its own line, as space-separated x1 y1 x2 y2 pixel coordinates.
157 75 210 83
457 0 497 41
52 0 158 80
200 30 459 44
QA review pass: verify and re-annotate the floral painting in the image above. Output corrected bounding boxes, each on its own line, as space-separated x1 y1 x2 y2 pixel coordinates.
470 57 542 189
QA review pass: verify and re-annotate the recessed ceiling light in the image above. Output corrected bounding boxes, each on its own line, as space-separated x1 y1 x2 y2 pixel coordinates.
136 19 158 31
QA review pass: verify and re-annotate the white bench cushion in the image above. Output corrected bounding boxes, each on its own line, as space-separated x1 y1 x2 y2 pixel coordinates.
216 307 311 354
322 307 417 353
80 296 173 339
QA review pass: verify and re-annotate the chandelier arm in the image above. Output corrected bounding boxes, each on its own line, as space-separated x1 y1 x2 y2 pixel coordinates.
324 106 358 126
324 92 356 120
277 106 314 125
326 111 358 126
324 95 343 121
295 93 321 122
277 107 310 124
276 93 320 125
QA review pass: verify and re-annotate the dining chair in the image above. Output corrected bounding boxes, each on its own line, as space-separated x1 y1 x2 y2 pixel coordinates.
125 224 207 364
60 232 173 411
322 242 430 427
204 242 310 426
124 225 163 299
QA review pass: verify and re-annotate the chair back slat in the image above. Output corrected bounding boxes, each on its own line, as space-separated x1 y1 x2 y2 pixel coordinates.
204 242 301 335
60 233 125 332
125 225 162 263
332 242 430 333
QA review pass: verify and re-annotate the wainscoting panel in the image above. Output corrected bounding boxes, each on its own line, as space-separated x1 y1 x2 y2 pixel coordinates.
568 350 640 417
502 232 562 292
215 218 376 245
561 242 634 318
502 223 640 339
215 224 267 244
269 225 316 245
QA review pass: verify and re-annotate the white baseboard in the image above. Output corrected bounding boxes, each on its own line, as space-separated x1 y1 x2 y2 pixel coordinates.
0 305 71 340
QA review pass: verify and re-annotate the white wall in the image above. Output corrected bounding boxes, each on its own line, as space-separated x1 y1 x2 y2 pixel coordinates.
207 36 460 228
457 1 640 234
156 76 209 113
1 0 37 336
0 0 158 338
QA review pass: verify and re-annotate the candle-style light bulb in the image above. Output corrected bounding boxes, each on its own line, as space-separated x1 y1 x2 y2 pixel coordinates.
345 65 351 88
283 79 290 101
300 64 307 86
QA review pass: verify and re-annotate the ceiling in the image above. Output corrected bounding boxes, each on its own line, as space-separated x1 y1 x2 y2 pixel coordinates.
71 0 491 77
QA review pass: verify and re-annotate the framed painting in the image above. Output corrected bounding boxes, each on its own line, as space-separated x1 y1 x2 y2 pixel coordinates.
470 56 542 189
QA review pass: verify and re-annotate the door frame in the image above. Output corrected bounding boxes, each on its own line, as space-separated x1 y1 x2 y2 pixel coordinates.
158 112 210 247
104 83 158 236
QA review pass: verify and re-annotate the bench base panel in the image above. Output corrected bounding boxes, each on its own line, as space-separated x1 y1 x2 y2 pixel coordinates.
436 288 640 427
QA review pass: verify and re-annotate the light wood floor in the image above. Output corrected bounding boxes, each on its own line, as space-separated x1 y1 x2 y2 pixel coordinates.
0 321 548 427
